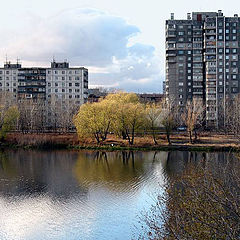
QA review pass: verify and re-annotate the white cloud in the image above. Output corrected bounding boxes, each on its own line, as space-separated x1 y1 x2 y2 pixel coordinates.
0 8 162 93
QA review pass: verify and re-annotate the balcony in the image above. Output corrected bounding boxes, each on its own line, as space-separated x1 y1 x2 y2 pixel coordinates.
204 24 216 29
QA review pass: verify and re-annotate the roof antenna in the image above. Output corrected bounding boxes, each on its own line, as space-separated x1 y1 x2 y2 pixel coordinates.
5 54 8 64
16 57 20 64
52 55 55 62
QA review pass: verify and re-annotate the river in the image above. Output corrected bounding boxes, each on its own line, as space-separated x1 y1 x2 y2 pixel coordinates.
0 150 236 240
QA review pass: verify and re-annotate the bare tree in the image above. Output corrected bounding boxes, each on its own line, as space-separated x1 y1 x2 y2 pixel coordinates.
160 98 178 145
182 97 205 143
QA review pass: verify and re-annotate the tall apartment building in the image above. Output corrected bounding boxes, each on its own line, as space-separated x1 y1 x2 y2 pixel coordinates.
0 60 88 129
0 60 88 103
165 10 240 127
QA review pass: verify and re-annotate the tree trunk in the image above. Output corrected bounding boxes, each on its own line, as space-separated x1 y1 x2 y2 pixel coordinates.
194 129 198 142
152 128 158 145
122 131 127 140
189 130 193 144
167 132 171 145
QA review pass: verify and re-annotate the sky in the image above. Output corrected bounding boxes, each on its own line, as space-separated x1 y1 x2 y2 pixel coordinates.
0 0 239 93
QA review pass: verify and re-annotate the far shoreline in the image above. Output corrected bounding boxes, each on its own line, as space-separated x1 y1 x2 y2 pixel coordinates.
2 132 240 152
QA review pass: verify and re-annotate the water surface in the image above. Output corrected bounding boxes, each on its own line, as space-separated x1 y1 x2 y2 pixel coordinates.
0 150 236 240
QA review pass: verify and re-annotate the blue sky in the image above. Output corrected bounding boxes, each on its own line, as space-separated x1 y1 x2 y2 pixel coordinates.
0 0 239 92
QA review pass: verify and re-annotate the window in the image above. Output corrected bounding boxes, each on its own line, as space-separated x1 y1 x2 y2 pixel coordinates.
218 29 223 33
55 89 58 93
188 63 191 67
69 89 72 93
62 77 65 80
54 71 58 74
226 48 230 54
188 76 192 80
69 83 72 87
188 51 191 54
233 29 237 34
48 83 51 86
62 89 65 92
233 49 237 54
233 36 237 40
75 83 80 87
62 71 65 74
179 82 184 86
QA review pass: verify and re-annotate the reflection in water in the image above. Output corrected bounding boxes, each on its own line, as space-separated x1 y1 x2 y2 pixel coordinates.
0 150 166 240
74 151 154 192
0 149 236 240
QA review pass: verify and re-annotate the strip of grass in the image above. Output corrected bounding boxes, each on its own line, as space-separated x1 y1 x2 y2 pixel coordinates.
1 142 239 152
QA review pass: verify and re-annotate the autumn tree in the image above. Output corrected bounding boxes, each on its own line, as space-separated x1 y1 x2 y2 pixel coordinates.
74 92 146 145
160 98 178 145
0 92 19 139
182 97 205 143
225 94 240 139
140 158 240 239
74 100 115 144
105 92 146 145
145 103 162 145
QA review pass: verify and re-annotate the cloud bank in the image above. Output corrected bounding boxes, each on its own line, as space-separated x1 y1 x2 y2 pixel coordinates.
0 8 162 93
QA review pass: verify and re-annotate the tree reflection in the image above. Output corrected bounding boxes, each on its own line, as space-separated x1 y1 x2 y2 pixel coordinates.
73 151 154 192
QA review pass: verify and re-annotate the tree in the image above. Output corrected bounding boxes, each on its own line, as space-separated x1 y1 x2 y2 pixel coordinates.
105 92 146 145
0 92 19 139
160 98 178 145
74 100 115 144
182 98 204 143
225 94 240 139
74 92 146 145
145 103 162 145
140 158 240 239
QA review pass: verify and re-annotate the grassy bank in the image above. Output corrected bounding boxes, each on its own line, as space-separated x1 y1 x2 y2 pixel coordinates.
2 132 240 152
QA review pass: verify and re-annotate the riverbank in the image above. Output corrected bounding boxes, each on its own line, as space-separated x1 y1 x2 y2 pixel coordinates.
3 132 240 152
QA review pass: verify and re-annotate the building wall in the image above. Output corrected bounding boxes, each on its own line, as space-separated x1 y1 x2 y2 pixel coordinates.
166 11 240 127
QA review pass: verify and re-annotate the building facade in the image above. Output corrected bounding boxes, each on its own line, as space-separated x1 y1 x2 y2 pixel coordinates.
0 61 88 103
0 60 88 130
165 10 240 127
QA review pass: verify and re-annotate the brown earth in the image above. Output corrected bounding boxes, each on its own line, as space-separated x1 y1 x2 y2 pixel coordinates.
5 132 240 149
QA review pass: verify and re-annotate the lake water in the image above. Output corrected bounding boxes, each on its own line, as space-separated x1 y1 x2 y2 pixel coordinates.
0 150 236 240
